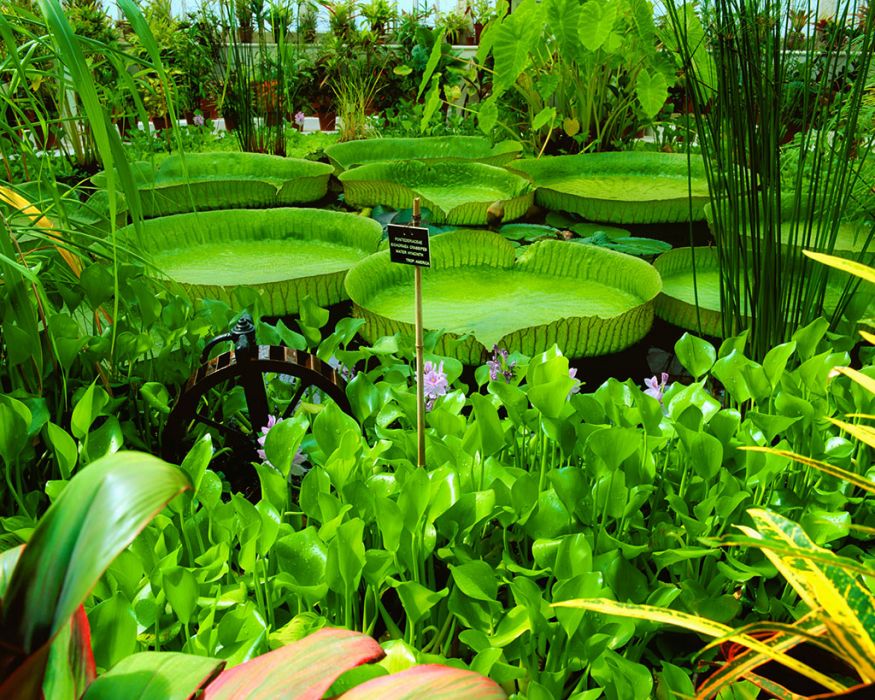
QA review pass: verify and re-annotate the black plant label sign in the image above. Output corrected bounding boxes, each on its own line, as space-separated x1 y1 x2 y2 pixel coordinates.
388 224 431 267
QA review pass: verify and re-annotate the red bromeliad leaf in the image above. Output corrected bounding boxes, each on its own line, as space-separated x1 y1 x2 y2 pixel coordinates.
340 664 507 699
0 452 190 658
203 628 384 700
43 605 97 699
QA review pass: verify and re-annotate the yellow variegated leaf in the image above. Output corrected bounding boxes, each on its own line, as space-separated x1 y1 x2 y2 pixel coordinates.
803 250 875 285
827 417 875 450
0 186 83 277
707 534 875 578
552 598 846 693
741 671 805 700
696 618 831 699
849 523 875 537
742 509 875 682
834 367 875 396
846 413 875 420
861 330 875 345
741 447 875 494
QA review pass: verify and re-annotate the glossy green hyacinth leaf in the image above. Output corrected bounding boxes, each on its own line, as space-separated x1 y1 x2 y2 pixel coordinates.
123 208 382 315
511 152 710 224
654 247 874 337
93 153 333 218
324 136 523 171
339 161 533 226
345 230 661 363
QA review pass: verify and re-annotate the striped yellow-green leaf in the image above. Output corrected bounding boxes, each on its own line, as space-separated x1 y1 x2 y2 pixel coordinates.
510 152 710 224
804 250 875 285
741 446 875 495
338 161 533 225
0 186 82 276
861 330 875 344
345 230 661 363
834 366 875 396
827 417 875 450
121 208 382 315
551 598 846 693
740 509 875 682
324 137 523 171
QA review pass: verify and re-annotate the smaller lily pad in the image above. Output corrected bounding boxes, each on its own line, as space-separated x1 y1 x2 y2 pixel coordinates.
339 161 534 226
122 208 382 315
93 153 333 218
512 152 710 224
324 136 524 171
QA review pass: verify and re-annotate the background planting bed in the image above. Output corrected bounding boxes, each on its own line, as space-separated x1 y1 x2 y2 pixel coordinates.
124 208 381 315
324 136 523 171
339 161 533 225
95 152 333 218
346 230 661 364
512 152 710 224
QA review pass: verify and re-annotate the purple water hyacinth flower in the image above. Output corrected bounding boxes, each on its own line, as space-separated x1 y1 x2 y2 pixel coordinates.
488 345 516 383
193 113 205 127
568 367 581 398
294 111 306 126
256 414 279 461
644 372 670 403
421 360 449 411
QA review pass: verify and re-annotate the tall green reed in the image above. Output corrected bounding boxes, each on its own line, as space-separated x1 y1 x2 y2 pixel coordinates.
666 0 875 360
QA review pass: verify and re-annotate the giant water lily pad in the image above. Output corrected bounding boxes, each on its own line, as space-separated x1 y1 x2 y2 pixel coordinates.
123 208 382 314
654 246 874 337
512 152 710 224
94 153 333 218
338 161 534 225
704 199 874 257
324 136 524 171
345 230 661 363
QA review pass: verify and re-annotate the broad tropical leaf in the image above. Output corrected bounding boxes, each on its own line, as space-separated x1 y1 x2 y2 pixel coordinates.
345 230 661 363
203 628 383 699
341 664 506 698
122 208 382 315
0 452 190 655
338 161 533 225
93 153 333 218
82 652 223 700
324 137 523 171
42 607 96 700
511 152 710 224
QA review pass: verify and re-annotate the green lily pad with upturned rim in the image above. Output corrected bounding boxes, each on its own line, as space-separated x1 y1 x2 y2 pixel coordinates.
345 230 662 364
704 198 874 257
338 161 534 226
654 246 874 337
324 136 524 171
121 208 382 315
511 152 710 224
93 153 333 218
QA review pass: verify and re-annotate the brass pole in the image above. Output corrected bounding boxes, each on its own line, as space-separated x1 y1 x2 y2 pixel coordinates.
413 197 426 468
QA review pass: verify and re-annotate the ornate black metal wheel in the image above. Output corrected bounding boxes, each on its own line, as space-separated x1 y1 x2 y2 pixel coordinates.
162 313 352 489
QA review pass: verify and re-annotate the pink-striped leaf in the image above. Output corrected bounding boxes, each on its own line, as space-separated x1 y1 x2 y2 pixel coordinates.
203 628 384 700
340 664 507 699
